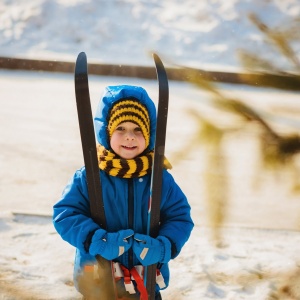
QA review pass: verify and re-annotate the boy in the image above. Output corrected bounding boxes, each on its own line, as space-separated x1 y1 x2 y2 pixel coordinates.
53 85 194 299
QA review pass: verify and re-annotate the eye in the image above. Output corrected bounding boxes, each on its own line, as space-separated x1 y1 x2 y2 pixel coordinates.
134 127 142 132
116 126 125 131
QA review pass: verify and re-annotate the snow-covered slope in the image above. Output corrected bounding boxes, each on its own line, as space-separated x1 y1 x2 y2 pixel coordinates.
1 0 299 70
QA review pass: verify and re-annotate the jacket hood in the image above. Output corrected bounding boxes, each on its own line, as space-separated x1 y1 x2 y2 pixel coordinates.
94 85 157 150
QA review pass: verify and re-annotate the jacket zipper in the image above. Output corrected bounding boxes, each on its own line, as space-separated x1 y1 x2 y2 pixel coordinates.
128 178 134 269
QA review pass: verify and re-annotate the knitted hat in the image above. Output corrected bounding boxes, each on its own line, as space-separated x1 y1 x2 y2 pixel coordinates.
107 99 150 148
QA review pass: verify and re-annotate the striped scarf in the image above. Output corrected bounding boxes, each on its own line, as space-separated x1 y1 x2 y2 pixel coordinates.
97 145 171 178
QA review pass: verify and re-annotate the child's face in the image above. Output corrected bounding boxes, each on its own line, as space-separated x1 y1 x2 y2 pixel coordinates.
110 122 146 159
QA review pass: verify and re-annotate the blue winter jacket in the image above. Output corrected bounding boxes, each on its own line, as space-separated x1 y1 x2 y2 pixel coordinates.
53 85 194 293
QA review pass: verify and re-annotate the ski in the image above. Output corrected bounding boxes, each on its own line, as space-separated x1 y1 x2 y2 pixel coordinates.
74 52 116 299
75 52 169 299
146 53 169 299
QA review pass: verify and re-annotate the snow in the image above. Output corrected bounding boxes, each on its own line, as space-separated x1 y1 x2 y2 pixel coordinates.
1 0 300 71
0 1 300 299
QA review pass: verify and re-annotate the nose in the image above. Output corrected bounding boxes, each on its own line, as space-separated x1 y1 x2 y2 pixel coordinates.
125 131 135 140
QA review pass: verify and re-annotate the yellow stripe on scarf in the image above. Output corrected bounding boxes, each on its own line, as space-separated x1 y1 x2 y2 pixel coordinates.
97 145 171 178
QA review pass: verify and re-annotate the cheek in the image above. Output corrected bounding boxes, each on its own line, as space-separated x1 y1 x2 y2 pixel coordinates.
138 135 146 149
110 134 119 150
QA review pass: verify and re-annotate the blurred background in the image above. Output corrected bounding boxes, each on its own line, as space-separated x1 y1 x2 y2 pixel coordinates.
1 1 300 299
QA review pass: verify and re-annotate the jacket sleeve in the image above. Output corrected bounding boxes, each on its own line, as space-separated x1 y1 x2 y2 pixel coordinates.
158 170 194 259
52 168 100 253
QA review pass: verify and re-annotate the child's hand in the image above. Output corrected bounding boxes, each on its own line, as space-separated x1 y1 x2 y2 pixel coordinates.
133 233 171 266
89 229 134 260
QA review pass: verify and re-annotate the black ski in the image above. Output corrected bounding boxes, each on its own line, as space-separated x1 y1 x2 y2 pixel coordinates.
75 52 169 299
146 53 169 299
75 52 116 299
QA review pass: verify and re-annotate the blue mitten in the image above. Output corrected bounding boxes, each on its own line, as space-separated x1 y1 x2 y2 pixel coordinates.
89 228 134 260
133 233 171 266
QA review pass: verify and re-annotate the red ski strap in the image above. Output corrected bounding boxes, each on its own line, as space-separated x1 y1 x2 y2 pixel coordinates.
120 265 136 295
118 264 148 300
130 267 148 300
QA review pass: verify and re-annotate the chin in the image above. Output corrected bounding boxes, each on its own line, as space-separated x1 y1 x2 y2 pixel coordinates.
122 154 137 159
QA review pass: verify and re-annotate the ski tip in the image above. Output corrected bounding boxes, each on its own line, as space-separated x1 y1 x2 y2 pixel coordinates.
76 52 87 64
152 53 167 74
152 53 168 86
152 53 162 64
75 52 87 74
77 51 87 59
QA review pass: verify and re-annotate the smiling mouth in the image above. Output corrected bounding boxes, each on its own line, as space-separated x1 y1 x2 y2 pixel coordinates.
122 145 137 150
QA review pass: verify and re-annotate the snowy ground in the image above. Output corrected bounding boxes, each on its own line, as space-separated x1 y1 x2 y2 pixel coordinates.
0 69 300 299
1 0 300 71
1 0 300 299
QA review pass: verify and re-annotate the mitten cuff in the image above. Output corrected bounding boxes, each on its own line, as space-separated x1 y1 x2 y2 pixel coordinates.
89 228 107 256
83 229 98 253
157 236 171 263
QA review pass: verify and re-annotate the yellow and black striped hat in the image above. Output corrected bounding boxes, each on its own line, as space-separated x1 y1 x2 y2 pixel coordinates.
107 99 150 148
